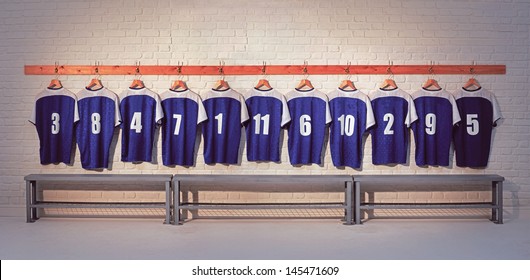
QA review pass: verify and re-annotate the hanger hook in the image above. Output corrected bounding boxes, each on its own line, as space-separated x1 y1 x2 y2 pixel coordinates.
386 61 394 79
345 61 352 80
218 60 225 80
428 61 435 79
53 61 59 78
94 61 100 76
302 60 309 79
177 61 183 75
261 61 267 75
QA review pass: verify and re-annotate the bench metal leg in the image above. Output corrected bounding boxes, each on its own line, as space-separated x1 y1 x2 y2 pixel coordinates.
164 181 171 224
344 181 352 225
354 181 361 225
491 181 497 223
32 181 39 220
491 181 504 224
173 180 181 225
26 180 33 223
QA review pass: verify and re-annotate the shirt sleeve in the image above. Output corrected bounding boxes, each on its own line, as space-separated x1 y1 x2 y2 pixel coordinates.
73 95 79 123
155 93 164 124
325 96 332 125
114 94 122 127
405 95 418 127
29 100 36 125
280 94 291 127
196 96 208 124
364 95 376 130
491 93 502 125
449 94 461 126
240 94 250 124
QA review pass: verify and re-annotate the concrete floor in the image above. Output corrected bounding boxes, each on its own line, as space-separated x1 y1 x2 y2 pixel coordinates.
1 211 530 260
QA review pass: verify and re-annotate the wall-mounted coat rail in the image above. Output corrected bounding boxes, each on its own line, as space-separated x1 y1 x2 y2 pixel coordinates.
24 64 506 76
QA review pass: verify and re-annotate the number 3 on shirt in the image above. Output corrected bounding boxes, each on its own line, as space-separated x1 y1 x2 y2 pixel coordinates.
51 113 60 134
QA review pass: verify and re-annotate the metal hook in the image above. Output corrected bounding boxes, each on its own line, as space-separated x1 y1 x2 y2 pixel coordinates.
54 61 60 79
94 61 100 75
345 61 352 80
344 61 351 74
428 61 435 79
176 61 183 75
218 60 225 80
386 61 394 75
261 61 267 75
135 61 140 74
470 60 476 78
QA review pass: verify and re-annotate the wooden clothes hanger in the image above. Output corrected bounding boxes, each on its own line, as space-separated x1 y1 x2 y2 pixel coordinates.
339 79 356 91
296 79 314 90
463 78 481 90
47 78 63 89
47 63 63 89
130 79 145 89
255 79 272 90
87 78 103 90
213 79 230 90
379 78 397 90
422 78 441 90
170 80 188 91
130 62 145 89
380 63 398 90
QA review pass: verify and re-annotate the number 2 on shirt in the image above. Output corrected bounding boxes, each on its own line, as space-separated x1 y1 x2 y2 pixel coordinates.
383 113 394 135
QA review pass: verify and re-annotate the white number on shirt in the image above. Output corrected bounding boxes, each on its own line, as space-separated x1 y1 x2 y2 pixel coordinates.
130 112 143 133
467 114 479 136
300 114 312 136
173 114 182 135
215 113 223 134
253 114 270 135
91 113 101 134
51 113 60 135
337 114 355 136
383 113 394 135
425 113 436 135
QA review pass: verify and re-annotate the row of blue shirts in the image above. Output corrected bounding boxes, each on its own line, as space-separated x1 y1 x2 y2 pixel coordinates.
30 86 501 169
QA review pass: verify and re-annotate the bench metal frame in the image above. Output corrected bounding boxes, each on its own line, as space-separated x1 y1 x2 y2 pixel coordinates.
172 175 354 225
23 174 504 226
352 174 504 225
24 174 173 224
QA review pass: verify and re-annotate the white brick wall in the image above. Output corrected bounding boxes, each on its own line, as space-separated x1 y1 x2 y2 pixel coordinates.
1 0 529 215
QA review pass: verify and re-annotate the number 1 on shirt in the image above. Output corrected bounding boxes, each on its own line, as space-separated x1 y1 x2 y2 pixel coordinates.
215 113 223 134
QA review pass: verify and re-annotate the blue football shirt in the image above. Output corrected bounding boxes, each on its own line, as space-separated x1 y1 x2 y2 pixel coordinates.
453 88 502 167
160 89 207 166
119 88 163 162
30 88 79 165
411 88 460 166
244 88 291 162
76 87 121 169
328 88 375 168
202 88 249 164
369 88 418 165
285 88 331 165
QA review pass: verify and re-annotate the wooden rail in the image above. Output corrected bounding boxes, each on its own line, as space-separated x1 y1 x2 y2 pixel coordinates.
24 64 506 75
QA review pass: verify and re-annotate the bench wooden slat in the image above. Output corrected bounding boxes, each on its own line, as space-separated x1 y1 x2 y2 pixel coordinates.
24 174 173 183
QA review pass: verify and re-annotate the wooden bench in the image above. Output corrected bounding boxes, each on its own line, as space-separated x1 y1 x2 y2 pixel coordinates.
172 175 354 225
352 174 504 224
24 174 173 224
